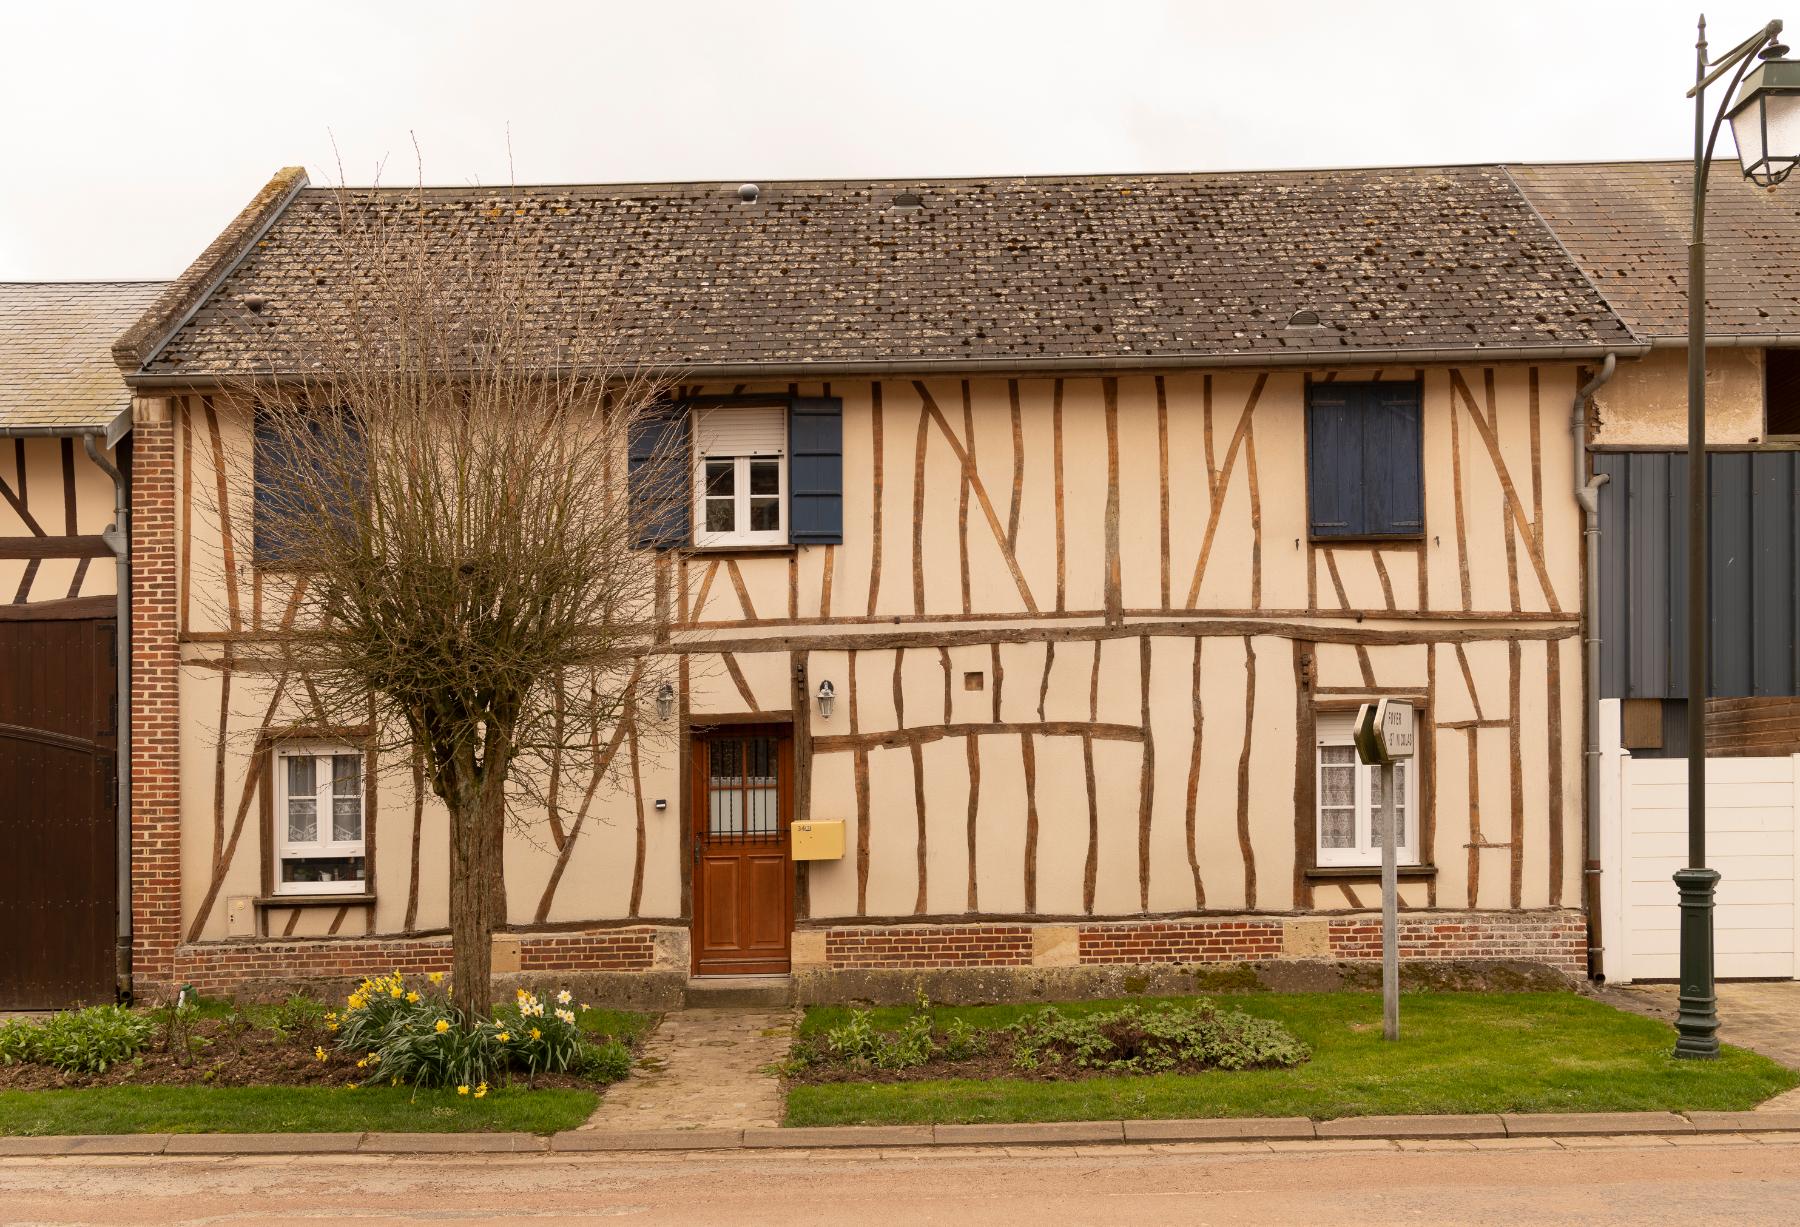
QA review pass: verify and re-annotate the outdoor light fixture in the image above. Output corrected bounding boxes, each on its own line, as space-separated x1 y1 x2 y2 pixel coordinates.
655 681 675 722
1728 40 1800 186
816 679 836 721
1671 15 1793 1061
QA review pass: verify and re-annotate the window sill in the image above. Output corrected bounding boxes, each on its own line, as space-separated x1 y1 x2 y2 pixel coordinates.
1305 864 1436 881
1306 535 1426 546
687 543 799 558
254 893 376 908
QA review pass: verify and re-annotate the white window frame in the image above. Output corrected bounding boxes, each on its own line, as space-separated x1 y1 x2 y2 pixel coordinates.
273 742 368 895
692 405 787 547
1315 709 1420 868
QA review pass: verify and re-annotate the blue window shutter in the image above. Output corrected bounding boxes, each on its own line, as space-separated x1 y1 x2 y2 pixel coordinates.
253 410 296 560
629 404 691 549
1306 386 1364 537
1363 383 1423 535
788 396 843 545
1306 382 1423 539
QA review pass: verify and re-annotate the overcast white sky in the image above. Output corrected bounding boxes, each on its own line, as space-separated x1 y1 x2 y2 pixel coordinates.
0 0 1781 279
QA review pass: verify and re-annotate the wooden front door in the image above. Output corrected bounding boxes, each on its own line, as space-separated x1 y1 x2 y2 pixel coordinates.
0 616 118 1007
691 727 793 975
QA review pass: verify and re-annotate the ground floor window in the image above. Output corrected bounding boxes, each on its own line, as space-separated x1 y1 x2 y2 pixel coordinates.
1315 708 1419 868
273 744 366 893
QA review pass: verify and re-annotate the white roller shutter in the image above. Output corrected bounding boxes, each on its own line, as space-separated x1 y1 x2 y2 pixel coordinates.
695 405 785 456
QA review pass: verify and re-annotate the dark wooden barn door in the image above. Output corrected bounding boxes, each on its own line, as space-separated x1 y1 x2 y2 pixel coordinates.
0 616 117 1007
690 728 792 976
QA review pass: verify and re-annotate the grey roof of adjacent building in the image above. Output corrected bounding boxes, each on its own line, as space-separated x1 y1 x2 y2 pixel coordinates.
1 281 165 430
1509 161 1800 343
119 164 1641 383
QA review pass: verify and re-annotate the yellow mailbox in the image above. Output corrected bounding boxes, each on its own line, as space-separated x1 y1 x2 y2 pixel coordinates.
791 819 845 861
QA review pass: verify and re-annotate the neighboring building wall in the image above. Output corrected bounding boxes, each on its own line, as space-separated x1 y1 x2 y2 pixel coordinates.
1589 346 1764 445
150 363 1586 994
0 433 121 607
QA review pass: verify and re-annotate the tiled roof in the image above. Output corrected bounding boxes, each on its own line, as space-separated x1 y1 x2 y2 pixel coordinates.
1509 161 1800 341
0 282 165 430
131 165 1637 380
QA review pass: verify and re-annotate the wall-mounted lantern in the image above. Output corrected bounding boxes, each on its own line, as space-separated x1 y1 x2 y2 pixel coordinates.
655 681 675 722
816 679 836 721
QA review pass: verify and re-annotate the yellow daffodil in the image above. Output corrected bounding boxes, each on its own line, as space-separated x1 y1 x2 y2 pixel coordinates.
327 1022 339 1032
428 971 444 984
556 990 572 1005
368 1053 380 1064
457 1084 470 1096
356 1058 367 1069
346 1082 359 1090
496 1031 510 1043
580 1003 591 1011
405 991 420 1003
474 1082 488 1099
530 1027 541 1041
391 1076 400 1086
314 1046 327 1061
434 1019 449 1034
389 986 402 998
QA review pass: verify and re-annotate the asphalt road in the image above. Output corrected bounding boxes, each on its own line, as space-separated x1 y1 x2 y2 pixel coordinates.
3 1136 1798 1226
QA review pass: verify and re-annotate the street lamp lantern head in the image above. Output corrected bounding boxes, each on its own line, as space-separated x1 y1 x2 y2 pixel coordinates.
1728 54 1800 187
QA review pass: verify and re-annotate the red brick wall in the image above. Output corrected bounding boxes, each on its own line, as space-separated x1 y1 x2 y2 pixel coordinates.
1077 920 1285 964
129 406 183 993
824 925 1033 969
1327 912 1587 976
172 928 661 997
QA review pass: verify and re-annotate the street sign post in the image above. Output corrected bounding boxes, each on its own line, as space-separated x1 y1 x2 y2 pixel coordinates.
1354 699 1415 1042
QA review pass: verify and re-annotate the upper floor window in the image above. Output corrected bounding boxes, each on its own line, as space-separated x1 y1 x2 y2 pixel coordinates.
629 397 844 550
1315 708 1419 868
695 405 787 547
274 743 367 894
1306 380 1424 539
1766 348 1800 438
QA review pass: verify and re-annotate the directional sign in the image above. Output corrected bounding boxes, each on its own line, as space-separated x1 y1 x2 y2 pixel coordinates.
1353 699 1416 765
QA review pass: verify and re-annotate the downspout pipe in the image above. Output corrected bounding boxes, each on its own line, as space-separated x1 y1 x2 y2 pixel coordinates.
82 434 132 999
1573 353 1617 981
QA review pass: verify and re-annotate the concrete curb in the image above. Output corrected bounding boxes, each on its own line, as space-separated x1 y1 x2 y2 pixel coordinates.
2 1111 1797 1157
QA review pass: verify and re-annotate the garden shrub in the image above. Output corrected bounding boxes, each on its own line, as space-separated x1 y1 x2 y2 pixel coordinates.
1008 1001 1310 1074
0 1017 42 1066
819 1005 941 1071
580 1039 634 1083
29 1005 156 1075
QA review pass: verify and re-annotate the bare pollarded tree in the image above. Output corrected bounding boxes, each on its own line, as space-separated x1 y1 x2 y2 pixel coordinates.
228 179 686 1014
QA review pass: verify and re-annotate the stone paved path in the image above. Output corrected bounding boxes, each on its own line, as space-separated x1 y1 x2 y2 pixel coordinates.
583 1007 797 1131
1597 981 1800 1109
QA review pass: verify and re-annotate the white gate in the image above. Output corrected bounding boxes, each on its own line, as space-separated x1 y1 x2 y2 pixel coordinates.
1598 700 1800 982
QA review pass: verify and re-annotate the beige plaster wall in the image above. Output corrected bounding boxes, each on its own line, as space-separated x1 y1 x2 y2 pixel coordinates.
170 364 1586 944
1590 347 1764 445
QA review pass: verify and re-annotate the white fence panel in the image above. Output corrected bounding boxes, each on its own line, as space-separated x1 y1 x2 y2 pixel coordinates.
1598 699 1800 983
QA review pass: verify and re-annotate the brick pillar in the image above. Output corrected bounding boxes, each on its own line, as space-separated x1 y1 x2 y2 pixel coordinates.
130 396 182 997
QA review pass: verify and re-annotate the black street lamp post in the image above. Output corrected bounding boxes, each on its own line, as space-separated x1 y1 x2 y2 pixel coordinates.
1676 15 1798 1060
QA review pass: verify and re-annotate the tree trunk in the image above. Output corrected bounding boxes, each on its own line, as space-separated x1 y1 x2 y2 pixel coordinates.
447 773 507 1016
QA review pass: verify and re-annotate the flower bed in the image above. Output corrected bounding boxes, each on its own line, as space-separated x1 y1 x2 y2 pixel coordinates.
0 979 649 1096
785 996 1310 1086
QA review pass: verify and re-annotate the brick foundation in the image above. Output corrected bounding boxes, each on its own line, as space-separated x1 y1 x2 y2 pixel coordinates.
812 910 1585 978
172 928 663 998
824 925 1034 969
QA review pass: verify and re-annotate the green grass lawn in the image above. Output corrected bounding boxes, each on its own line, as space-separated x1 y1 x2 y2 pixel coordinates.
785 992 1800 1127
0 1084 599 1136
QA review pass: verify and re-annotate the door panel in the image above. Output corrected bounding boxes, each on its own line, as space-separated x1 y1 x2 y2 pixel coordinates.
0 617 117 1008
691 728 793 975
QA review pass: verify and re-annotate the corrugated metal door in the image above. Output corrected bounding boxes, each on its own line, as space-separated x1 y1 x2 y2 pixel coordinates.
0 617 117 1007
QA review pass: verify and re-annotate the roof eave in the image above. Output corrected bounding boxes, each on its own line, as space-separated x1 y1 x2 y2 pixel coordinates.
125 339 1650 390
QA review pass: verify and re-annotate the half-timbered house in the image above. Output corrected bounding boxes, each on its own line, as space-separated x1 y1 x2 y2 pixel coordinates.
99 164 1661 1004
1 281 162 1007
